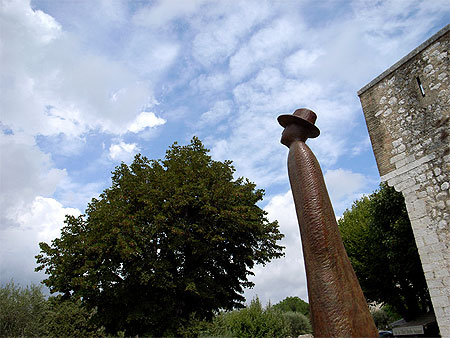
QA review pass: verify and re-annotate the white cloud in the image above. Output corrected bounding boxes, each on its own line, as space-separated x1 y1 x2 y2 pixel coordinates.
352 0 450 55
123 35 180 80
1 0 62 45
324 168 371 216
132 0 209 28
191 0 273 67
232 67 323 114
351 136 372 156
0 0 154 138
208 112 287 188
127 112 166 133
0 196 81 288
307 0 450 88
0 132 67 228
109 141 140 162
198 100 232 127
325 169 366 201
229 17 303 81
244 191 308 305
284 49 324 76
190 72 229 95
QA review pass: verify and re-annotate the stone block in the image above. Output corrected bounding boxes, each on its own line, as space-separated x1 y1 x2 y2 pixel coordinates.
435 268 450 278
413 199 427 216
383 108 393 117
395 158 407 169
423 233 439 245
417 190 427 198
437 201 446 209
390 152 406 164
425 271 435 279
403 184 420 194
432 295 450 308
434 306 445 317
388 97 398 105
445 307 450 316
437 191 448 200
392 138 403 148
427 278 444 289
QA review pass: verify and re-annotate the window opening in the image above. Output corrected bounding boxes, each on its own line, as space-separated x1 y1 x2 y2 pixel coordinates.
416 77 425 97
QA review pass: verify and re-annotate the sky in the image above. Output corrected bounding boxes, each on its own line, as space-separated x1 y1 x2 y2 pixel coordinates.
1 0 449 306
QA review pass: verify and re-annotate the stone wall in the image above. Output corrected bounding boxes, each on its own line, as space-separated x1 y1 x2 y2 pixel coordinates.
358 24 450 337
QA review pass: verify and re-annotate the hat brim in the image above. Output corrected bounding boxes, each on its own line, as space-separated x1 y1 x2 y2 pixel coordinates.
277 114 320 138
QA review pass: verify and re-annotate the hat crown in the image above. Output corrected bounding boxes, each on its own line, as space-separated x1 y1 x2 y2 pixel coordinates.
292 108 317 126
277 108 320 139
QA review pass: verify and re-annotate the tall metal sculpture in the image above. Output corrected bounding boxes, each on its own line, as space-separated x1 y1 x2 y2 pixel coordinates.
278 108 378 337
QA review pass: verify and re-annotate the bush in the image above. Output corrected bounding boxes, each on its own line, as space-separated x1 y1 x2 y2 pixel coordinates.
371 308 390 329
0 281 108 338
0 281 48 337
282 311 312 336
201 297 290 338
43 296 105 337
371 305 402 330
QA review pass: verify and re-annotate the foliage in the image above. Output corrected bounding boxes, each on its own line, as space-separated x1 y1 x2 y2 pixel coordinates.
201 297 290 338
338 183 431 320
273 296 310 317
36 137 284 336
381 304 402 323
0 281 48 337
43 296 105 337
282 311 312 336
371 307 395 330
371 305 402 330
371 308 390 330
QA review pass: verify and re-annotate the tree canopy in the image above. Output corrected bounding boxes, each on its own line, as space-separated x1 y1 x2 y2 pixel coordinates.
36 137 284 336
338 183 431 320
273 296 309 317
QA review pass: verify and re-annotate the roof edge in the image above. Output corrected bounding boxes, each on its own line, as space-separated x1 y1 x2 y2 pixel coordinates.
358 23 450 96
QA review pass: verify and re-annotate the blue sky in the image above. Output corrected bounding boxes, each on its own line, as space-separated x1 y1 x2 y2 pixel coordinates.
1 0 449 305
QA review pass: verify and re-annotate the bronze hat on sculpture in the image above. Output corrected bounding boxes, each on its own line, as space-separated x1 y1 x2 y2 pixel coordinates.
277 108 320 138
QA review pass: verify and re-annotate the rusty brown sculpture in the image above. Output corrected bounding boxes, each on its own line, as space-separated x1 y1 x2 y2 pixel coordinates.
278 108 378 338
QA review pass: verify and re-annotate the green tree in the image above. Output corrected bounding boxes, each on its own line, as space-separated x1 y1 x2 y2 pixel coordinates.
36 137 284 336
273 296 310 317
0 281 48 337
338 183 431 320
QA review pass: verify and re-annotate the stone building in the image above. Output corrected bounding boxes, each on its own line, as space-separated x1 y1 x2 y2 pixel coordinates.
358 24 449 337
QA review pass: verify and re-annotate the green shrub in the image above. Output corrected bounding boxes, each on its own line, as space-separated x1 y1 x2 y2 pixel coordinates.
43 296 105 337
282 311 312 336
0 281 48 337
371 305 402 330
201 297 290 338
